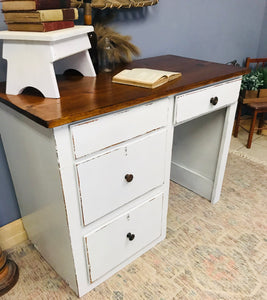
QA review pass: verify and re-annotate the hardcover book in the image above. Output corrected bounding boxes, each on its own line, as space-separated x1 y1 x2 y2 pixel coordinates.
1 0 71 11
4 8 78 23
6 20 74 32
112 68 182 89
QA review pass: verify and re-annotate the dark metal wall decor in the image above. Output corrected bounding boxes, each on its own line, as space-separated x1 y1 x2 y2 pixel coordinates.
91 0 159 8
71 0 159 9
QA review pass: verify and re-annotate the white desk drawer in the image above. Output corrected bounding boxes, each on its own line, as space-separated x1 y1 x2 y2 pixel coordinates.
84 194 163 283
174 79 241 125
76 129 167 226
70 98 169 159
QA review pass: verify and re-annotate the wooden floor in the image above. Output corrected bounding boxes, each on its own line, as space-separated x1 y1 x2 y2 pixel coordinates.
230 116 267 165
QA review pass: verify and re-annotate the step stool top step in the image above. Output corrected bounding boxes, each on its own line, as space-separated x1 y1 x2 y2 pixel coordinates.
0 26 94 42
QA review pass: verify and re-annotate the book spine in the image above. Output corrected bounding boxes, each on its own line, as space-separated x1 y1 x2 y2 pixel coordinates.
2 0 71 11
2 2 36 11
7 20 74 32
38 8 78 22
42 20 74 32
35 0 71 10
4 9 78 23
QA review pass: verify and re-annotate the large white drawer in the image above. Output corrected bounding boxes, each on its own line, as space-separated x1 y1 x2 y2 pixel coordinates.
174 79 241 125
70 98 169 159
76 129 167 226
84 194 163 283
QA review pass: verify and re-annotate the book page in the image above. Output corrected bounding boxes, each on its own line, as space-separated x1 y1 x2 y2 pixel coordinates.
113 68 180 85
113 69 160 85
112 68 182 88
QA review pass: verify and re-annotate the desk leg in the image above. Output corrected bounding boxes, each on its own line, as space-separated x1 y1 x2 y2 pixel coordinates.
211 102 237 203
171 102 237 204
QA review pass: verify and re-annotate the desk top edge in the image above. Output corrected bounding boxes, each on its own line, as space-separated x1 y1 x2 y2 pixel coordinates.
0 55 248 128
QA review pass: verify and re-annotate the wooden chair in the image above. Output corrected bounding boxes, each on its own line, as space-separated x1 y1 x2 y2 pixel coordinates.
233 57 267 148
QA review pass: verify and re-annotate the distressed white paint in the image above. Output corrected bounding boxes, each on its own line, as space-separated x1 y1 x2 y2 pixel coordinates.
77 129 167 225
0 77 240 297
52 98 173 296
85 194 163 282
70 98 169 159
171 78 242 204
211 100 238 204
0 26 95 98
171 109 226 200
174 78 241 125
0 103 78 293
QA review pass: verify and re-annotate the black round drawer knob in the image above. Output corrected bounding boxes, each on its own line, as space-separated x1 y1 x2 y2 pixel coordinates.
210 97 218 105
127 232 135 241
125 174 134 182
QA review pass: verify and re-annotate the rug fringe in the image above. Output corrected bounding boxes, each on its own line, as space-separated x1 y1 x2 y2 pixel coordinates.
229 150 267 168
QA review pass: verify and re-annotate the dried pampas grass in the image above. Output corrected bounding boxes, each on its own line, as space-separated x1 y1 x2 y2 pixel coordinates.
95 23 140 64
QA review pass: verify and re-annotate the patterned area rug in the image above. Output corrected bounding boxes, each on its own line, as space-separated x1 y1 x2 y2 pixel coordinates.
3 153 267 299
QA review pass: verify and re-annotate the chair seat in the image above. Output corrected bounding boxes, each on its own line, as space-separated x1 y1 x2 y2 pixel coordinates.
247 102 267 109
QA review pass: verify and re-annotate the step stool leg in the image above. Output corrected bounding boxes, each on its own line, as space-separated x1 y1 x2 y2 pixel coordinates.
54 51 96 77
6 61 60 98
3 41 60 98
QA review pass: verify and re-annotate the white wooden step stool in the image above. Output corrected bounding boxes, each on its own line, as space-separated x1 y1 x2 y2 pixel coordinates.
0 26 96 98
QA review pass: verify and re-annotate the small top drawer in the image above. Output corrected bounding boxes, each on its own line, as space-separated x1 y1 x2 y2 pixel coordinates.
70 98 170 159
174 79 241 125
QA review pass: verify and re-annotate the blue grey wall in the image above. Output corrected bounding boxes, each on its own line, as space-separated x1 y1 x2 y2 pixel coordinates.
0 6 7 83
258 1 267 57
110 0 267 65
0 0 266 227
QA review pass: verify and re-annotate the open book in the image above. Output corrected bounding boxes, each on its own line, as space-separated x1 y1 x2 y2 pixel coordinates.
112 68 182 89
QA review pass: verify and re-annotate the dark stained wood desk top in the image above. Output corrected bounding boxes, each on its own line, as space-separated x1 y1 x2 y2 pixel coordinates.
0 55 248 128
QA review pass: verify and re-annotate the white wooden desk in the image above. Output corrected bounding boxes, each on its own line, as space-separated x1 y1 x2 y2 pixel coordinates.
0 55 247 297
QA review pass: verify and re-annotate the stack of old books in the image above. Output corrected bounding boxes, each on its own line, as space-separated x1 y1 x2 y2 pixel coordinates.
2 0 78 32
